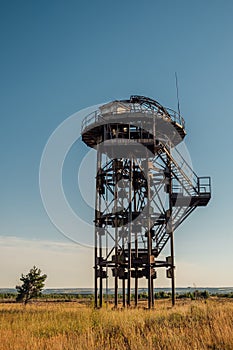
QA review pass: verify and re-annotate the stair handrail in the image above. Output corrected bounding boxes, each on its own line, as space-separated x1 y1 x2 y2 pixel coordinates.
159 144 199 195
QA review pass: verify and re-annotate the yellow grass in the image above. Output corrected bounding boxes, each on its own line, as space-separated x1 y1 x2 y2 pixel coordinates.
0 299 233 350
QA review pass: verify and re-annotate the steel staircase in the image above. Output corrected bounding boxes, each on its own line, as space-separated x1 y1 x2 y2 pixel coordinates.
151 144 211 257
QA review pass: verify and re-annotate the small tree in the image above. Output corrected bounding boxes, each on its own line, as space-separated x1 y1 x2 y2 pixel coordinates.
16 266 47 304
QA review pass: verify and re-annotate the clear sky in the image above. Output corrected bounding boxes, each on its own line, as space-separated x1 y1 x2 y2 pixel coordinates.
1 0 233 288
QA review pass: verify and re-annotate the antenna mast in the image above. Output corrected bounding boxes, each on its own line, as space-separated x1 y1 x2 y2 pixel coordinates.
175 72 181 117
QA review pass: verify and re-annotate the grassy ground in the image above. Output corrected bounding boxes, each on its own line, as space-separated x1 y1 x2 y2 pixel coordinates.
0 299 232 350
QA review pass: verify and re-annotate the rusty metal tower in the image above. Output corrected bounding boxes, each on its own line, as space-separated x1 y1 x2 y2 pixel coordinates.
81 95 211 308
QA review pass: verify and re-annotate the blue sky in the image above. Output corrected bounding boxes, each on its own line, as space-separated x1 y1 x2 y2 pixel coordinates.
1 0 233 287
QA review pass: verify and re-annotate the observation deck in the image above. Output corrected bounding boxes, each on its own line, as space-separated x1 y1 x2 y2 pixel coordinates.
81 95 186 150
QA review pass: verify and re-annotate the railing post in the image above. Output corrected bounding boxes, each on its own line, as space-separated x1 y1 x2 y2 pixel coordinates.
197 177 200 194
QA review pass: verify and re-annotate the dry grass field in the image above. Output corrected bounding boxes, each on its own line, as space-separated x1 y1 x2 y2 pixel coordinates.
0 299 232 350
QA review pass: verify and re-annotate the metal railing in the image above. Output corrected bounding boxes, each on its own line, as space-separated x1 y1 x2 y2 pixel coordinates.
81 102 185 134
197 177 211 194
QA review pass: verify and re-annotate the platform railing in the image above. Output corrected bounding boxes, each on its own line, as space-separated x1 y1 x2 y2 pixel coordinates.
81 103 185 133
197 177 211 194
